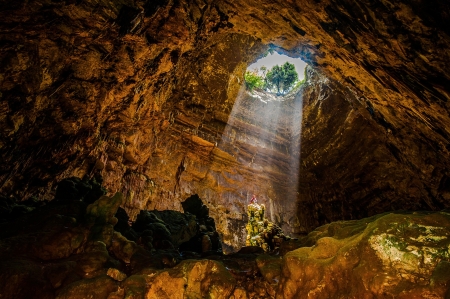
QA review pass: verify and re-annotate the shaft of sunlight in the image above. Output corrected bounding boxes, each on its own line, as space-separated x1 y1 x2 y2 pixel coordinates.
218 82 304 236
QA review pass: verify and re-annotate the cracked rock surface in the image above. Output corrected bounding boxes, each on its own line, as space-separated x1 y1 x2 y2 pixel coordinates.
0 0 450 251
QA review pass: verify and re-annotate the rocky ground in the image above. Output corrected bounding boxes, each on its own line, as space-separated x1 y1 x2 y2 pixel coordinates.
1 179 449 298
1 0 450 253
1 0 450 297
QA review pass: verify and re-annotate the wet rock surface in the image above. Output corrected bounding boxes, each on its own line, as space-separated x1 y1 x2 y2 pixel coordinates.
0 180 222 298
0 0 450 296
0 0 449 252
0 180 449 298
279 211 450 298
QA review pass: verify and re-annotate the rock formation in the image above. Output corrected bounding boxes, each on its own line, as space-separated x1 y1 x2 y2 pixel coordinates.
1 0 450 296
0 179 225 298
1 182 449 298
246 201 290 252
279 211 450 298
1 0 450 251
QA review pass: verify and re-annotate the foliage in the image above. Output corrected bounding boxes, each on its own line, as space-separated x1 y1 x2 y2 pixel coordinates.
265 65 282 93
282 62 298 92
244 61 301 95
244 71 264 91
292 67 308 90
265 62 298 94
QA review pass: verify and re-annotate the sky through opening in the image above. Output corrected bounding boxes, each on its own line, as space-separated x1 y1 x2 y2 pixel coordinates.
248 52 307 81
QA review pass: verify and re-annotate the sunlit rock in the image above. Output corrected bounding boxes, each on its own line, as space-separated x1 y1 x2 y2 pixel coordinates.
145 259 235 299
106 267 127 281
0 0 450 297
246 202 290 252
55 275 117 299
278 211 450 298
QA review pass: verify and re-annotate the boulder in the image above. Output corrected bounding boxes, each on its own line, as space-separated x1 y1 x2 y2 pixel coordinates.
55 275 118 299
132 209 198 249
277 211 450 298
181 194 209 219
0 259 54 299
54 177 106 204
145 260 235 299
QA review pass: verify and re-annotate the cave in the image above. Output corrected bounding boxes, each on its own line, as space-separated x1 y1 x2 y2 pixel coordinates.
1 0 450 298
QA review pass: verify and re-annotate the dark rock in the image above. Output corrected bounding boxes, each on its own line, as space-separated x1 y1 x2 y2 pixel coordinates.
201 235 212 252
236 246 265 255
114 207 138 241
114 207 130 229
0 195 15 219
44 261 77 289
181 194 209 219
143 222 171 242
132 210 165 231
54 177 106 204
116 5 143 36
0 195 36 222
149 210 198 246
180 251 202 259
133 210 198 248
0 259 54 299
179 235 202 253
279 238 303 256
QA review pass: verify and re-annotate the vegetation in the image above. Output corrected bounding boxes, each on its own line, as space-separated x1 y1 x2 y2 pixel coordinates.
244 71 265 91
292 66 308 90
244 61 300 95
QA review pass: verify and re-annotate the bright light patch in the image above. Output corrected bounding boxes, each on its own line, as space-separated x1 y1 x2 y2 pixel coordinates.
248 52 307 81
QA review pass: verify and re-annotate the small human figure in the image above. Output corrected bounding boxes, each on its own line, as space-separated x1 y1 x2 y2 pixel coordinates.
250 194 257 204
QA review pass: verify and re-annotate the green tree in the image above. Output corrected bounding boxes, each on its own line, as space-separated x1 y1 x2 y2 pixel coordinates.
266 65 283 93
281 62 298 93
244 71 264 91
265 62 298 94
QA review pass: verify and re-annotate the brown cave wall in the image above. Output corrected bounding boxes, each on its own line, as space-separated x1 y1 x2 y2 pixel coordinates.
296 67 450 232
1 0 450 250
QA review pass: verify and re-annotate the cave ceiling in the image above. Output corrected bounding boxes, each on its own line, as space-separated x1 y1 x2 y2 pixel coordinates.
0 0 450 249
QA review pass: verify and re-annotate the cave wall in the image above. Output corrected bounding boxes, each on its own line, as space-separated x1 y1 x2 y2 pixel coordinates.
296 66 450 232
1 0 450 249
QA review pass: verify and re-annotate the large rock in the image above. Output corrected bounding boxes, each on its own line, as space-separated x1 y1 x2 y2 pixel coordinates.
55 275 118 299
145 259 236 299
132 209 198 248
0 259 54 299
1 0 450 252
181 194 209 219
277 211 450 298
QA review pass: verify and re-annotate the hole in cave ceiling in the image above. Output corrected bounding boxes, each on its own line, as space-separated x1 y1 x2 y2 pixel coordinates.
245 51 308 95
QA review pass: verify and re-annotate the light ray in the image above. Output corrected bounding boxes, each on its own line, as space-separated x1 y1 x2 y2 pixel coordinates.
218 54 305 238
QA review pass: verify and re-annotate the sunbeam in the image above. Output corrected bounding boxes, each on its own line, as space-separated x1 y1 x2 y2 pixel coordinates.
218 76 304 236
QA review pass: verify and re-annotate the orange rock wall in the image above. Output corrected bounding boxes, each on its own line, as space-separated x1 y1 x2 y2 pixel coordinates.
1 0 450 249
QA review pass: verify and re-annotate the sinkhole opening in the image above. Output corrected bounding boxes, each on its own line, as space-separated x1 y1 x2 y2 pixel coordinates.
245 51 308 95
216 51 307 240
